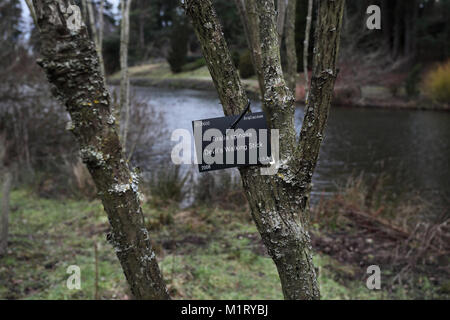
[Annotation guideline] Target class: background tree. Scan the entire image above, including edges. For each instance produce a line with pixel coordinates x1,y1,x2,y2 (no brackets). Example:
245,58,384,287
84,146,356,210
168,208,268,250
84,0,105,76
0,0,21,256
276,0,287,44
303,0,313,100
284,0,298,94
234,0,264,96
120,0,132,152
185,0,345,299
0,134,13,256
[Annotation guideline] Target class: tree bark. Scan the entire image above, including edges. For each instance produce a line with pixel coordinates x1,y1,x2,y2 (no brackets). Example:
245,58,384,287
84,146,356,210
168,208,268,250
120,0,132,153
185,0,345,300
32,0,169,300
303,0,313,102
284,0,297,94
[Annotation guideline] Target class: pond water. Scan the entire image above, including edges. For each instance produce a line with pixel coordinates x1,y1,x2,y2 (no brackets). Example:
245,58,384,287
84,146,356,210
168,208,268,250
130,86,450,209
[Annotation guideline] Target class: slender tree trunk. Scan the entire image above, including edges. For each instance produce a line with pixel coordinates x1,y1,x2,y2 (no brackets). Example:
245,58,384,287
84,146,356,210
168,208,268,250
25,0,39,27
98,0,105,73
139,14,145,52
393,0,403,59
381,0,391,51
410,0,418,58
86,0,105,77
404,0,417,59
234,0,265,97
185,0,345,300
0,171,12,256
284,0,297,94
32,0,169,300
234,0,251,48
82,0,88,23
86,1,98,51
276,0,288,45
0,131,12,257
303,0,313,102
120,0,132,153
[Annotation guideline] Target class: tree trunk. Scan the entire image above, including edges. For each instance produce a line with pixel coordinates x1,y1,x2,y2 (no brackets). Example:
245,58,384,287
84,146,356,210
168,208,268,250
404,0,417,59
0,170,12,256
185,0,345,300
120,0,132,153
25,0,39,27
276,0,288,45
284,0,297,94
32,0,169,300
98,0,104,72
410,0,418,58
82,0,88,23
234,0,265,97
86,0,105,77
393,0,403,59
303,0,313,102
381,0,392,51
0,131,12,256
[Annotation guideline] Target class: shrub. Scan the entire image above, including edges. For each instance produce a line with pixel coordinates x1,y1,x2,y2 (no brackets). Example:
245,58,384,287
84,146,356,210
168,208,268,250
423,60,450,103
231,50,240,69
146,165,191,206
194,170,247,210
239,50,255,79
181,57,206,72
405,64,422,98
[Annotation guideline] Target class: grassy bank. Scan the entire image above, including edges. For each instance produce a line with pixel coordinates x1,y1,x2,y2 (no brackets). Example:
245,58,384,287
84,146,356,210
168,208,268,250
108,61,260,96
1,180,447,299
108,61,449,111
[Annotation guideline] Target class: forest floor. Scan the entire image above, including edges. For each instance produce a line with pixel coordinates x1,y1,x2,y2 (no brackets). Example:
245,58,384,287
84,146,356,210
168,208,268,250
1,180,448,300
108,61,449,111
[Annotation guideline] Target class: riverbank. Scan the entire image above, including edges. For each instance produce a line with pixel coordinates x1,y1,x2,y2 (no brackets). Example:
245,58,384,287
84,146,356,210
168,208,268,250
1,174,447,299
109,62,449,111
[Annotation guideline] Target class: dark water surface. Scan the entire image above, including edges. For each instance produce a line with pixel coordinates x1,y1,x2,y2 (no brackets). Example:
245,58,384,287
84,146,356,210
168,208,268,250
131,86,450,209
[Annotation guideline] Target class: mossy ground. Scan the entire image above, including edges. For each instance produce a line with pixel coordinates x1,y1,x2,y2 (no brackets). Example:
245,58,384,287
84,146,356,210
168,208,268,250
0,189,441,300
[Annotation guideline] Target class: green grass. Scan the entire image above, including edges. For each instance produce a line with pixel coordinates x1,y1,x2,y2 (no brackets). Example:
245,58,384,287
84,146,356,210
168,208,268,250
0,189,432,300
110,62,212,81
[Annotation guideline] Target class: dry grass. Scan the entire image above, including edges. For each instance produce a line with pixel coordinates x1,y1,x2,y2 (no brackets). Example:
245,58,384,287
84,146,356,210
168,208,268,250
312,174,450,289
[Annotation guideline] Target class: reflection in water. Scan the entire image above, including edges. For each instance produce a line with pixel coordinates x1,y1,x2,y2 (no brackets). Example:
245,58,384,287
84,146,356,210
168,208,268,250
127,86,450,209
